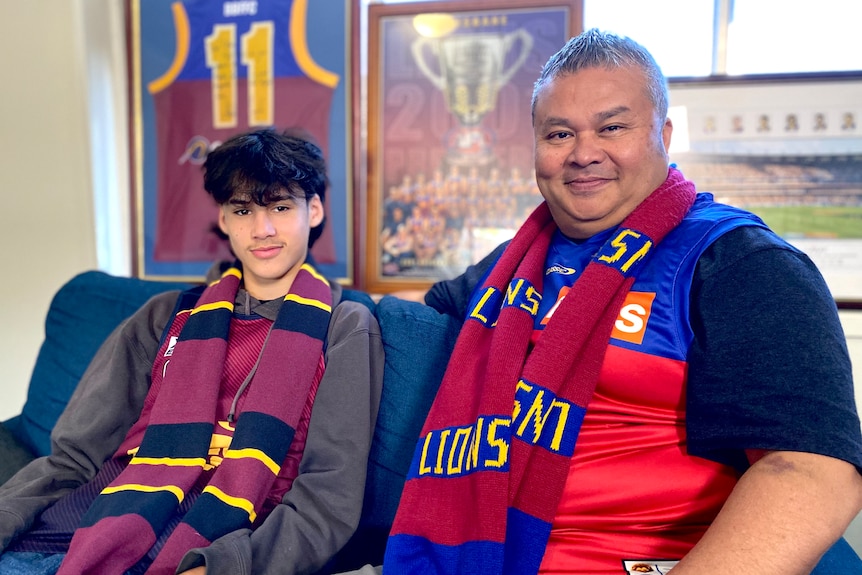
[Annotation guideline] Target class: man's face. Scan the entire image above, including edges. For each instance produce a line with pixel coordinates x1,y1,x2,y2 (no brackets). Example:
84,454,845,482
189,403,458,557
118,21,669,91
218,189,323,300
532,66,672,239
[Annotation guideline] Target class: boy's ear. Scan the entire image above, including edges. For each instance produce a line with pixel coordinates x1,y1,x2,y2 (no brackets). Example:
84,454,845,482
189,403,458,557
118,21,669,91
218,206,229,235
308,194,324,228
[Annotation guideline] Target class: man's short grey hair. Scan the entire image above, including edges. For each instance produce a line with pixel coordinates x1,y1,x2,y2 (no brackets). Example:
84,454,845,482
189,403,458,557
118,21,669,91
531,28,669,122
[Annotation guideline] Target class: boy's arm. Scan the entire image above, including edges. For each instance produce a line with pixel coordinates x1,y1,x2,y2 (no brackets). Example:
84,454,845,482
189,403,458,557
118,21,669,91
178,300,385,575
0,291,178,551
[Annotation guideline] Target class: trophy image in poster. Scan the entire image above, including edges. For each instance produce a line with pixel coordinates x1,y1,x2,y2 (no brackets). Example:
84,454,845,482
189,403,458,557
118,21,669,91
411,15,533,168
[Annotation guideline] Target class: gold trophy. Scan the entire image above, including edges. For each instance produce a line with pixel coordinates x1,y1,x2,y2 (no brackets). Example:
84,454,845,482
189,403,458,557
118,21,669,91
412,21,532,168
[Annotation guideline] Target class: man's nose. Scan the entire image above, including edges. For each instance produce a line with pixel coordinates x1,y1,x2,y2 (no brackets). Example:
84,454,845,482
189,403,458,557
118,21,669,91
566,133,605,166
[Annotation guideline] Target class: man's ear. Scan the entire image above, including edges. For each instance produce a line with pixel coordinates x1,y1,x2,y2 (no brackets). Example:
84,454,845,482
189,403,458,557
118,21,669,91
308,194,324,228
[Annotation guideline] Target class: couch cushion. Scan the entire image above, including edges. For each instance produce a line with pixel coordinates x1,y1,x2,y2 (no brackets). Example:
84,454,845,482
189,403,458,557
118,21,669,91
5,271,191,457
330,296,461,570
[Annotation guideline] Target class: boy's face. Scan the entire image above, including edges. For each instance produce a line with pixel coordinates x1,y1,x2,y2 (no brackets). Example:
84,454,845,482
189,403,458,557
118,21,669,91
218,188,323,300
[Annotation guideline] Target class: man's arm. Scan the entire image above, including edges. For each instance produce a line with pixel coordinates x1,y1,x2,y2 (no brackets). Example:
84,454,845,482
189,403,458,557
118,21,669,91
672,450,862,574
177,300,385,575
0,291,178,551
684,226,862,573
423,240,509,318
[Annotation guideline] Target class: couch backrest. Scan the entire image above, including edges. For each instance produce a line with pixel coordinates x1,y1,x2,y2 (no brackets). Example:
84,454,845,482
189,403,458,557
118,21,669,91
5,271,192,457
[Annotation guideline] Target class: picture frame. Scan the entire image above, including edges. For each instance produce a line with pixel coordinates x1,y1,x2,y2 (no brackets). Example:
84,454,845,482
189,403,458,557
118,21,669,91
127,0,355,283
363,0,583,294
667,72,862,308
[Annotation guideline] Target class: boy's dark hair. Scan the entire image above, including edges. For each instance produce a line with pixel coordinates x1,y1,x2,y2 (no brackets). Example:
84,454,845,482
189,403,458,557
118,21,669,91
203,127,328,248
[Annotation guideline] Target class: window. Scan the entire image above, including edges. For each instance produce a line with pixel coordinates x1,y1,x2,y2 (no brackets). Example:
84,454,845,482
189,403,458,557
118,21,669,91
365,0,862,78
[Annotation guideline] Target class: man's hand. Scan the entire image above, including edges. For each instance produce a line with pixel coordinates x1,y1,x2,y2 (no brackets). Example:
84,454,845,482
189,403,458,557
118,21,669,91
177,567,206,575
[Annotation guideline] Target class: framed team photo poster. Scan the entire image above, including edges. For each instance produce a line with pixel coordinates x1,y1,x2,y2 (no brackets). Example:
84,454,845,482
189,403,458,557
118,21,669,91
667,72,862,307
128,0,355,283
364,0,583,294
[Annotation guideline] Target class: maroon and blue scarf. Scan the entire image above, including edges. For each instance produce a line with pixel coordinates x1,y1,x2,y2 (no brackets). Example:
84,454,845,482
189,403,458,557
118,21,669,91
57,262,332,575
384,168,697,574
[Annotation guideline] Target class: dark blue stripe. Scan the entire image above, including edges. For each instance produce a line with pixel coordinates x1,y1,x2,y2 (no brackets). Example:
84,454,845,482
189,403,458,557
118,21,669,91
231,411,296,465
178,306,232,341
181,491,252,541
503,507,552,575
136,423,213,459
78,490,178,529
383,534,503,575
273,300,329,341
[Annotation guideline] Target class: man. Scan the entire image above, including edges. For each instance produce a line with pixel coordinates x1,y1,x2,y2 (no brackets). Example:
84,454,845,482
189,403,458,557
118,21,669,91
0,128,384,574
378,29,862,574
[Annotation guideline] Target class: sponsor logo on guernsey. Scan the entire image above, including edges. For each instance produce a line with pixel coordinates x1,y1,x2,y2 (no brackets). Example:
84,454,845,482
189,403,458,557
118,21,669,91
610,291,656,345
622,559,679,574
545,263,576,276
178,136,221,165
541,289,655,343
164,336,179,357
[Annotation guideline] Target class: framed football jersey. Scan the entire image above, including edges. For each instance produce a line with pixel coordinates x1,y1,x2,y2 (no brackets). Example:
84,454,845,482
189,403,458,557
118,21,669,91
128,0,355,283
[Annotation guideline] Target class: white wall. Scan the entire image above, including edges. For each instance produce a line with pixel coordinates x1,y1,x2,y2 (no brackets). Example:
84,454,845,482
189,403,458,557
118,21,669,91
0,1,99,421
0,0,861,557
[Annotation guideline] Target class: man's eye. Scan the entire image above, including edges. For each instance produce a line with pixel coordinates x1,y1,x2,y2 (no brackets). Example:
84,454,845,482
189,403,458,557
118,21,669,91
549,131,570,140
603,125,622,133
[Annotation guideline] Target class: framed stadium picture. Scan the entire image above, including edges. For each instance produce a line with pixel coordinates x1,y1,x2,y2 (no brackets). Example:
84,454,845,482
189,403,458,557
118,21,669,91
127,0,355,283
667,72,862,307
363,0,583,294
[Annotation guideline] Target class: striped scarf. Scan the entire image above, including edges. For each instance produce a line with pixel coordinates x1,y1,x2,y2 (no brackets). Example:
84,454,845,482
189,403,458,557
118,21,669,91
384,168,696,574
58,262,332,575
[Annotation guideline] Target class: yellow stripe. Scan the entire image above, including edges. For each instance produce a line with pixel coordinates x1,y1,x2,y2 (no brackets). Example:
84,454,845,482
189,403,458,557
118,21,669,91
224,448,280,475
129,456,207,468
191,300,235,315
222,267,242,280
101,483,185,503
147,2,190,94
284,294,331,313
301,263,328,285
290,0,339,89
203,485,257,523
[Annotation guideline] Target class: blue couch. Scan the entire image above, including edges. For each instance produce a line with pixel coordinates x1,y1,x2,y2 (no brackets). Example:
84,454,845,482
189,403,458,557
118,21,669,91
0,270,460,572
3,271,860,572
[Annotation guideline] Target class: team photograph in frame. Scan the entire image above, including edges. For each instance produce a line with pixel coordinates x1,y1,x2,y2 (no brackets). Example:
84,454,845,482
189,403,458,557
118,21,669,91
364,0,583,293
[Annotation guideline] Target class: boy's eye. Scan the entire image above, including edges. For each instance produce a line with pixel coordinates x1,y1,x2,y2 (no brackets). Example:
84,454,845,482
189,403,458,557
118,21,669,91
234,208,250,216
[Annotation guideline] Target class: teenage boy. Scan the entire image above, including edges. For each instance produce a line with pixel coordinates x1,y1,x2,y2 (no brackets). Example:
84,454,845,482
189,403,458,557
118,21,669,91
0,128,383,575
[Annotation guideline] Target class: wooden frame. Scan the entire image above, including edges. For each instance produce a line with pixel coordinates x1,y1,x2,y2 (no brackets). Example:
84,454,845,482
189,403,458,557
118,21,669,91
363,0,582,294
667,72,862,307
128,0,355,283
